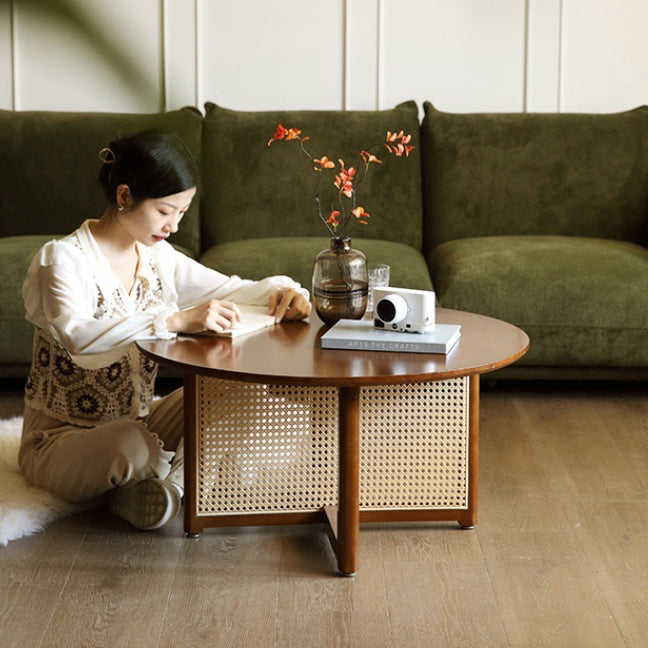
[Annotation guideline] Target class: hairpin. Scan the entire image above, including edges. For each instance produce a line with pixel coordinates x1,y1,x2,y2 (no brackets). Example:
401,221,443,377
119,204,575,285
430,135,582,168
98,147,116,164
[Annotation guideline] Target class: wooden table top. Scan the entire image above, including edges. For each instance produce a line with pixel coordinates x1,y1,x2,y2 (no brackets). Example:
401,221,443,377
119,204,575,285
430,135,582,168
136,308,529,387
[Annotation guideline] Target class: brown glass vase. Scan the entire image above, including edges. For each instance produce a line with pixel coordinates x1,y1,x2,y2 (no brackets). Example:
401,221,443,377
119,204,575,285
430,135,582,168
312,238,368,325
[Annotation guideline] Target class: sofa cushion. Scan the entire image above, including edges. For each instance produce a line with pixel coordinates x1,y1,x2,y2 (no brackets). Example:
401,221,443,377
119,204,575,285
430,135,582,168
429,235,648,367
201,101,422,251
421,103,648,253
0,107,203,257
199,237,433,295
0,235,57,366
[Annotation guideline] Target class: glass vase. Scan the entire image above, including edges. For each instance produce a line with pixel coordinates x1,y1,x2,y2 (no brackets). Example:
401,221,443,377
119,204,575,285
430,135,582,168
312,238,368,325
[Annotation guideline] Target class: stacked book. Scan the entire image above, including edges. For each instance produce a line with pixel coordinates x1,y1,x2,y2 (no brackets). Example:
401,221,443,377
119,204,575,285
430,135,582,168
321,319,461,354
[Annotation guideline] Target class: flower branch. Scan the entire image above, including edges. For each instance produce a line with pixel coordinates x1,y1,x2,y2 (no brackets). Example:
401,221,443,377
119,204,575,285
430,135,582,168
267,125,414,240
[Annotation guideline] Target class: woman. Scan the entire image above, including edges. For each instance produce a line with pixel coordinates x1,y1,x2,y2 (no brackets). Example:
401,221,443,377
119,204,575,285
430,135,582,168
19,130,310,530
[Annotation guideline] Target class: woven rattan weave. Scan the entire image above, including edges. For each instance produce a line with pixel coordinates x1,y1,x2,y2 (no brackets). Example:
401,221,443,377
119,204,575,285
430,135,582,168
195,376,469,517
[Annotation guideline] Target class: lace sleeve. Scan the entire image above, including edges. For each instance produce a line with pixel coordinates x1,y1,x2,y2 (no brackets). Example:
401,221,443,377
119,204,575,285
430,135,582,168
152,303,179,339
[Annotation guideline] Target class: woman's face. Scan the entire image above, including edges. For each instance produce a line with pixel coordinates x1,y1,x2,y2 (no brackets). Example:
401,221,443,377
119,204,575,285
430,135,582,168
116,186,197,246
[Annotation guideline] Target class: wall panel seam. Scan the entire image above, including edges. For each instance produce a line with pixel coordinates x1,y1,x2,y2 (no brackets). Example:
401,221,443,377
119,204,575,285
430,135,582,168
558,0,564,112
376,0,381,110
195,0,201,109
10,0,16,110
523,0,529,112
342,0,347,110
160,0,167,112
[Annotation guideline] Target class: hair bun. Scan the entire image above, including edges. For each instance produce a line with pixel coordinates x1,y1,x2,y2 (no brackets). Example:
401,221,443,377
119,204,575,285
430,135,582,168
97,130,198,205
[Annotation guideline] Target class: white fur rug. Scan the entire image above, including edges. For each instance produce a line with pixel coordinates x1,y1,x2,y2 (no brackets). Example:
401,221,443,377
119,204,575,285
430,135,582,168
0,416,79,546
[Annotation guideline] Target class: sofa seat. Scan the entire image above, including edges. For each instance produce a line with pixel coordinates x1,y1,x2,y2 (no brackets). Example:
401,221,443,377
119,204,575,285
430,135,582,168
429,235,648,369
0,235,59,374
200,236,434,294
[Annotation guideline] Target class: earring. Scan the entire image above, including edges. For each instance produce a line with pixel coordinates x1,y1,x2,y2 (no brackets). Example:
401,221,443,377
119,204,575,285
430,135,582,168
117,205,124,212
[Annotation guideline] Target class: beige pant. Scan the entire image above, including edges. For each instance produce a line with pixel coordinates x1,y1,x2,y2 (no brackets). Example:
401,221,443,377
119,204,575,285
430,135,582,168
19,388,184,504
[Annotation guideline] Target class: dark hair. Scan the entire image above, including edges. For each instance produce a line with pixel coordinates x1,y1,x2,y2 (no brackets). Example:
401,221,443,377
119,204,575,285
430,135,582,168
98,130,199,205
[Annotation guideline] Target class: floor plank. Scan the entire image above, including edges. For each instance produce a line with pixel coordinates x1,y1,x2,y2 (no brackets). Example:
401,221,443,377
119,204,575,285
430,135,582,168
41,516,183,648
479,390,573,532
3,380,648,647
570,500,648,648
159,525,282,648
513,387,645,501
275,526,392,648
586,387,648,493
0,518,87,648
487,560,625,648
384,560,509,648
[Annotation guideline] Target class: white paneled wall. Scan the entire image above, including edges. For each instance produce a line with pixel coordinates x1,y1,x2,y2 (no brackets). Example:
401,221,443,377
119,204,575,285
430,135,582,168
561,0,648,112
164,0,197,110
0,0,647,114
11,0,164,112
345,0,379,110
526,0,561,112
197,0,345,110
379,0,527,112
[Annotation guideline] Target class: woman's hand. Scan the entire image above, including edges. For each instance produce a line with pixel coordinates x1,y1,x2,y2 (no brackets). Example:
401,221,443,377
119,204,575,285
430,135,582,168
268,289,311,322
166,300,242,333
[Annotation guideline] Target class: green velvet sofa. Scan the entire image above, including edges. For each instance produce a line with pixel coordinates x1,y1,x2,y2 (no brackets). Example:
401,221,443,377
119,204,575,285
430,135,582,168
2,100,647,380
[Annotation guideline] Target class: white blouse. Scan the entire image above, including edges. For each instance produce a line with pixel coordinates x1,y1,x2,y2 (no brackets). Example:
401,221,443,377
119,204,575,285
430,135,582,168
23,220,308,425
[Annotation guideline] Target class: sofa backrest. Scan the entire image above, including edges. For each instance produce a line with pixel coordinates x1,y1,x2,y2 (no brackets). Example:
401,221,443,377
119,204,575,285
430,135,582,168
0,107,203,257
200,101,423,251
421,102,648,254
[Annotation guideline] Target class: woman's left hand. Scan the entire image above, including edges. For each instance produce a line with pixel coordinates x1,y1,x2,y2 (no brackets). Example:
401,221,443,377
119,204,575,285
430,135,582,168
268,289,312,322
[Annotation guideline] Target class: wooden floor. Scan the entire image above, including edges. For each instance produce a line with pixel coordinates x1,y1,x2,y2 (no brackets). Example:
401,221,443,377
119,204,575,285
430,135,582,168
2,378,648,648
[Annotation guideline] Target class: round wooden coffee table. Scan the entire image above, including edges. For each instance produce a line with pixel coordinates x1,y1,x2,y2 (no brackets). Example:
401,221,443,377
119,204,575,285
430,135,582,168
137,308,528,575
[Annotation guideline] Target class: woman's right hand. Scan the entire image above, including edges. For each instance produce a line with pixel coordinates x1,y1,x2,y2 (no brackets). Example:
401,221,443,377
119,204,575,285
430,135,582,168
166,300,242,334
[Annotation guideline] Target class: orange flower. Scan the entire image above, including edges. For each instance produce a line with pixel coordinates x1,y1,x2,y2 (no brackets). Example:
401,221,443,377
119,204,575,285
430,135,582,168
338,159,356,174
384,131,415,156
334,174,354,198
326,210,341,227
267,124,289,147
334,160,355,197
352,206,370,225
314,156,335,169
267,125,306,147
360,150,382,166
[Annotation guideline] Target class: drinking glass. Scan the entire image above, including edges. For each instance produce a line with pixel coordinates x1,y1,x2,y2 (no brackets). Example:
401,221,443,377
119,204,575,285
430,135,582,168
366,263,390,314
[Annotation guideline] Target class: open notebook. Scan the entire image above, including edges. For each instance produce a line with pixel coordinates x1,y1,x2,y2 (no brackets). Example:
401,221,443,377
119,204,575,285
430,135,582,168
189,305,276,339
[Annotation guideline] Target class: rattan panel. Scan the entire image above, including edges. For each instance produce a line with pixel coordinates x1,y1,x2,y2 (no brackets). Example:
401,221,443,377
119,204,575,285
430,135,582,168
195,376,469,516
359,378,469,509
196,379,339,515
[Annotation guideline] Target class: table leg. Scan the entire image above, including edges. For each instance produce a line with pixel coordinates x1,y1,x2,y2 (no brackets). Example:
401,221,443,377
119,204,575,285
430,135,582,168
183,372,203,538
460,374,480,529
334,385,361,576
